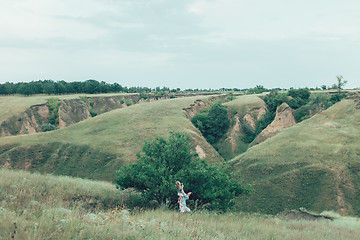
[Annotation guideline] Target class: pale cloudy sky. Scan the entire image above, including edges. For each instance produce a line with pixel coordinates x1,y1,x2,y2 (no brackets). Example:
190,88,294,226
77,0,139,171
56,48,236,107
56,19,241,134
0,0,359,89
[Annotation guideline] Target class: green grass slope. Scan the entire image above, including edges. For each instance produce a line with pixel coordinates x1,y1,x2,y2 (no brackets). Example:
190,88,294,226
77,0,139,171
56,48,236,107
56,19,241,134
0,95,222,181
1,169,360,240
224,94,266,116
230,99,360,216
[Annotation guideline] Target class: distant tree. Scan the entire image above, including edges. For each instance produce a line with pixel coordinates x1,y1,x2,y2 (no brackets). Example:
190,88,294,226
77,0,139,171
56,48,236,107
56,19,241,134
55,80,67,94
43,81,56,95
248,85,268,94
336,75,347,93
226,91,235,101
84,79,101,94
321,85,327,90
287,88,311,109
17,83,35,96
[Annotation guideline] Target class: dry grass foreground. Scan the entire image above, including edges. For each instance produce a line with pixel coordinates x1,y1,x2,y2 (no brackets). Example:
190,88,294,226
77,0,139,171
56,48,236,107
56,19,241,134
1,169,360,240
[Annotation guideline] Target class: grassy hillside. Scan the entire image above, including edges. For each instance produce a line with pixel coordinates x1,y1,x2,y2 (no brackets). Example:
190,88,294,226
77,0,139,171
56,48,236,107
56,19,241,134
224,94,266,116
0,95,222,181
230,98,360,216
1,169,360,240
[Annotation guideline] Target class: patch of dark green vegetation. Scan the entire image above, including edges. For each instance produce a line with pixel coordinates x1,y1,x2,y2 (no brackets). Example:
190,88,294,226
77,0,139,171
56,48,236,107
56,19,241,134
125,99,132,106
89,109,97,117
191,93,235,145
41,123,58,132
191,102,230,144
138,92,149,101
47,97,60,125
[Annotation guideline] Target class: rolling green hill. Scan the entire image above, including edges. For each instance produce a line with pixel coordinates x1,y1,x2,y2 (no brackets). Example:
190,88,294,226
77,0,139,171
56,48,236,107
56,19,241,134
230,98,360,216
0,94,223,181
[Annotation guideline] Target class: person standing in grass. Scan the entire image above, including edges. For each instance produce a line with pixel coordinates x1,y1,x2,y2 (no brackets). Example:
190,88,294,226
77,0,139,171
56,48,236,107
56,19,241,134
176,181,192,213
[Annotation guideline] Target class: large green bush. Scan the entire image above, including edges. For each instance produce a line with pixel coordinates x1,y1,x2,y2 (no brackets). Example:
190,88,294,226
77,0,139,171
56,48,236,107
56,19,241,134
116,132,246,211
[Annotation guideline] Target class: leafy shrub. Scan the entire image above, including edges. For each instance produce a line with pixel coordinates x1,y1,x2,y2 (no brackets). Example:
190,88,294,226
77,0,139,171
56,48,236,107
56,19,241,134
47,98,60,125
254,111,275,135
120,99,124,104
191,103,230,144
330,93,347,104
288,88,310,101
169,94,176,99
125,100,132,106
310,93,333,109
89,109,97,117
138,92,149,101
293,93,337,123
226,91,235,101
191,113,208,134
263,90,288,112
116,132,247,211
41,123,58,132
293,106,311,122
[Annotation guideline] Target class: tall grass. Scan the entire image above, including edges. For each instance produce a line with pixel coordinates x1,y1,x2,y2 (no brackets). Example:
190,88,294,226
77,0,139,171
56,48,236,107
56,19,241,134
1,169,360,240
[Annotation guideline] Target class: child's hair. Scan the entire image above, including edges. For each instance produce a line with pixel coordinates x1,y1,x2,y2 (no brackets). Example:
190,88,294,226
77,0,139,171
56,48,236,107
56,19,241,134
176,181,181,191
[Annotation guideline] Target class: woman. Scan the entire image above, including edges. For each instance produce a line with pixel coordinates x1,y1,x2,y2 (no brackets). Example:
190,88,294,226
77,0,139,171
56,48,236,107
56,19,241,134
176,181,191,213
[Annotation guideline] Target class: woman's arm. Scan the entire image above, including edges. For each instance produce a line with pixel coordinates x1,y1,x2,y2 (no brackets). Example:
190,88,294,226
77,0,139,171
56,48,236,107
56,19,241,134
181,184,185,195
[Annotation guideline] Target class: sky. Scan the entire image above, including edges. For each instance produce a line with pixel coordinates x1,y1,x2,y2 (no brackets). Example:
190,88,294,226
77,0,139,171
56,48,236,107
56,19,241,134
0,0,359,89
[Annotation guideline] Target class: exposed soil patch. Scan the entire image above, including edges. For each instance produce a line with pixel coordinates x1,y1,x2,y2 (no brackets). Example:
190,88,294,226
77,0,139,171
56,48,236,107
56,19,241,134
252,102,296,145
277,209,334,221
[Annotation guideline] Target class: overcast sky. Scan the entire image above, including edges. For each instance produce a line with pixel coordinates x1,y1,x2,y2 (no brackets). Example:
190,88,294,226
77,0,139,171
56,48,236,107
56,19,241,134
1,0,359,89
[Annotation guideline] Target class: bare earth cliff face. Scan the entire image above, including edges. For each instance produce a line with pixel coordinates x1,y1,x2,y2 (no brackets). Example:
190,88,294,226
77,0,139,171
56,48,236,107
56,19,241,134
226,107,267,154
0,104,50,136
0,94,165,137
252,102,296,146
